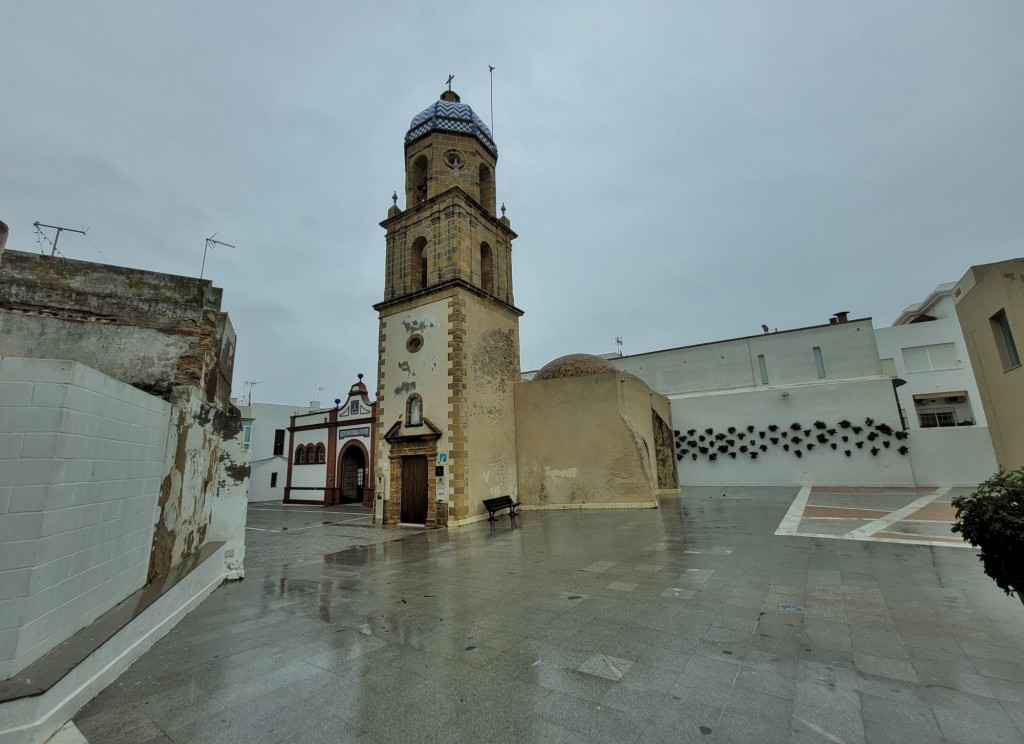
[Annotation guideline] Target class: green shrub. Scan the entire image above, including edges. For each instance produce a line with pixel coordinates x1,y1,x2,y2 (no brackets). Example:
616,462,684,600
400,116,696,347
952,467,1024,606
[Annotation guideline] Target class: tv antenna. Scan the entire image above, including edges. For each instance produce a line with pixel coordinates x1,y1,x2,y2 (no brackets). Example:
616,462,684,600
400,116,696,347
317,385,326,406
615,336,623,357
201,233,236,278
33,221,87,257
243,379,262,406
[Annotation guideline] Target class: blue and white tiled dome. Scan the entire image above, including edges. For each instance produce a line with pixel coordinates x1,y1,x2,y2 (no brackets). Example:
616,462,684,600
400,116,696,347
405,92,497,158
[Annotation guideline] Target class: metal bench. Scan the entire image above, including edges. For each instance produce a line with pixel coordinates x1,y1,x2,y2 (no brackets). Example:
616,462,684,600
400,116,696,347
482,495,520,521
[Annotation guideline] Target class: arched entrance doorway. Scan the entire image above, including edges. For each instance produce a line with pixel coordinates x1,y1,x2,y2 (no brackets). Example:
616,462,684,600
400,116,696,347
338,443,367,504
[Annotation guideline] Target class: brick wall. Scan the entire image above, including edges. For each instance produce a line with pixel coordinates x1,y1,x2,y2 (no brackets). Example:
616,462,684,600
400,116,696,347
0,358,170,679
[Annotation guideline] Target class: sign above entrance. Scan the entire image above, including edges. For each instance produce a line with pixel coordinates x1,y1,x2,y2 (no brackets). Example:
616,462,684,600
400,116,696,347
437,452,449,464
339,426,370,440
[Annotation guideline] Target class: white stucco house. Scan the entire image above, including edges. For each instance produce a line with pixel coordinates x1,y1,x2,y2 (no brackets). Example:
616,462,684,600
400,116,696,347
874,282,997,483
234,401,310,502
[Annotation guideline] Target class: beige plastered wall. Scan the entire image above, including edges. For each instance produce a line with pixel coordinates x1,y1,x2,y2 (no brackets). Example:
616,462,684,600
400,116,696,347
454,293,520,525
514,373,662,510
955,260,1024,470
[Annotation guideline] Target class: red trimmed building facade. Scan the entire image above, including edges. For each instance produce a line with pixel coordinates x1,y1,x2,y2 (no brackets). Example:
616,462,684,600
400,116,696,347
283,375,376,506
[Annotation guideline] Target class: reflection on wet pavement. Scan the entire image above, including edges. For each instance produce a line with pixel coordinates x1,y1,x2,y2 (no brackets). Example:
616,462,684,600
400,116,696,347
74,488,1024,743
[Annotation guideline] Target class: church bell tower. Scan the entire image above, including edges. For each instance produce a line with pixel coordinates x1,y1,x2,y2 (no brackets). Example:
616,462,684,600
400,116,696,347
373,87,522,527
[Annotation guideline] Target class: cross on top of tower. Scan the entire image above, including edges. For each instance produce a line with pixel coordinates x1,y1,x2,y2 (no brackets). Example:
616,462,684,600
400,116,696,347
446,74,454,91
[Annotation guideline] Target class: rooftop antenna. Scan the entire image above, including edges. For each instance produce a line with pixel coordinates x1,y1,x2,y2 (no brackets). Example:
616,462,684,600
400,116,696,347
761,324,770,334
615,336,623,357
317,385,326,406
244,379,262,406
201,233,236,279
445,73,454,91
33,221,87,257
488,65,495,136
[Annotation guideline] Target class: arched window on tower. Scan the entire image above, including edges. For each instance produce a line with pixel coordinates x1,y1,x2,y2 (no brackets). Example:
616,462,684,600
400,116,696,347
306,444,316,463
480,242,494,294
410,237,428,290
406,394,423,427
315,444,325,463
412,155,429,204
478,163,495,213
295,445,306,464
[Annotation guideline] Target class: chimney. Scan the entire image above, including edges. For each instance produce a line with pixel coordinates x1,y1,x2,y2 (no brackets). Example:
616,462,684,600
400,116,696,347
833,311,850,324
0,220,8,253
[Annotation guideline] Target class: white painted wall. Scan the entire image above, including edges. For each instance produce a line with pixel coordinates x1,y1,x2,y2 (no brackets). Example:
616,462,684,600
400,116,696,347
235,402,302,502
907,427,998,485
876,293,988,428
0,358,170,679
671,378,914,486
290,423,328,489
378,298,452,505
612,320,882,394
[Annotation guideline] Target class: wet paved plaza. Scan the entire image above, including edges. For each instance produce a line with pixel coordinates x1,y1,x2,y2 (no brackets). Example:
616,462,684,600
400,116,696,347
74,488,1024,743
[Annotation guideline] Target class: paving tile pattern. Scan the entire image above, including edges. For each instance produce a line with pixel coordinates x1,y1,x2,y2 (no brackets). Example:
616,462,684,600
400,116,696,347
74,488,1024,743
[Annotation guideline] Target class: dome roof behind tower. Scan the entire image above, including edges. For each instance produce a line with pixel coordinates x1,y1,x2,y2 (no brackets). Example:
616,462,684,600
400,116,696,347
533,353,618,381
405,90,497,158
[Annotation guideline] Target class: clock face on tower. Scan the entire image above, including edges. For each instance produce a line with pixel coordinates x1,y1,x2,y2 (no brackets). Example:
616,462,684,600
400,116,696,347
443,149,464,172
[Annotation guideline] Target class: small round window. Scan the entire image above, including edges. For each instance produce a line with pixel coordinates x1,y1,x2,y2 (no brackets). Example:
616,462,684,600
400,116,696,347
406,334,424,353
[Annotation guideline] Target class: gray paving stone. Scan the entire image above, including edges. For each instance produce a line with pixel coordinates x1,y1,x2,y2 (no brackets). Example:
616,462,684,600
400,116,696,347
70,493,1024,743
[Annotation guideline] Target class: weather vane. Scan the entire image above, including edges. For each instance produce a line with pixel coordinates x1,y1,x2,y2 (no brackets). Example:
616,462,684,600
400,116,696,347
446,74,454,91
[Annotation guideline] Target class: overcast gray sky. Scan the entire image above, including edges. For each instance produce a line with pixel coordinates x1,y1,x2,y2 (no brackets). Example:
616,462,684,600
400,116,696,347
3,2,1023,406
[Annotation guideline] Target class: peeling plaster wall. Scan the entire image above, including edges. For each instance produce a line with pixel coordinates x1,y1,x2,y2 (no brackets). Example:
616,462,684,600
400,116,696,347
514,373,660,508
150,386,248,581
0,251,247,582
0,251,235,408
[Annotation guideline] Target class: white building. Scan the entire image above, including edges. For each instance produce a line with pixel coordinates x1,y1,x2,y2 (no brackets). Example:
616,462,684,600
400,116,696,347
609,314,919,486
875,282,997,483
284,376,376,507
234,401,306,503
876,283,987,428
